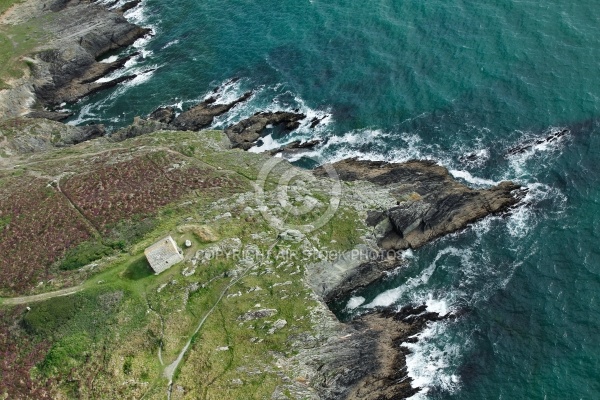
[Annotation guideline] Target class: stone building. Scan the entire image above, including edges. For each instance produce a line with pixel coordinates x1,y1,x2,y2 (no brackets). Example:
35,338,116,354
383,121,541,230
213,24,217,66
144,236,184,274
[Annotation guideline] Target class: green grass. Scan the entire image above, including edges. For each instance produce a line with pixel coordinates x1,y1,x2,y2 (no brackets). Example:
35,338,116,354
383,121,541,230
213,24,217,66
104,217,158,249
0,128,373,399
38,331,92,376
0,214,10,231
0,0,22,16
58,240,113,271
0,6,46,87
21,294,82,337
5,199,361,397
122,256,154,280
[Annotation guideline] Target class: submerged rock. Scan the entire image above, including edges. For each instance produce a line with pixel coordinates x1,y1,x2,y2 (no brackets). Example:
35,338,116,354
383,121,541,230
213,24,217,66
507,128,569,156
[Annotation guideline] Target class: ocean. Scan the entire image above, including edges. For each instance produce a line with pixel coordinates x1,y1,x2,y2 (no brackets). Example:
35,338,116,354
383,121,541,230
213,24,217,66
70,1,600,398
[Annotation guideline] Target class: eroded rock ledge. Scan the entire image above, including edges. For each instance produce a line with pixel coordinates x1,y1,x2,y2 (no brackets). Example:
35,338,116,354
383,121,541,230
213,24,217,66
224,111,306,150
316,158,525,251
113,92,310,151
32,2,150,106
282,303,457,400
304,158,525,399
316,158,525,306
170,92,254,131
0,0,150,115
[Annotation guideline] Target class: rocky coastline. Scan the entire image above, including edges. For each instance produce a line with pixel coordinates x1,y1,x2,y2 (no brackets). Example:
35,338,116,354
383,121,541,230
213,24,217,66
0,1,527,399
0,0,151,116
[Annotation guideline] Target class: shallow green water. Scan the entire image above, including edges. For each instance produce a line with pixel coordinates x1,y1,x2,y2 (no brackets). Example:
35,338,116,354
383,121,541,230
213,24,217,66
73,1,600,398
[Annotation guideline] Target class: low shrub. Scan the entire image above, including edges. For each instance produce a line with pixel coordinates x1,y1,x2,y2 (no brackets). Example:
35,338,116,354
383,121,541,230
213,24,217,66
59,241,112,271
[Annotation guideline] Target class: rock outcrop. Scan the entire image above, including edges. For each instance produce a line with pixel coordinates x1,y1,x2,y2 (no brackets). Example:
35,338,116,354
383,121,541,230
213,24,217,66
25,110,73,122
224,111,306,150
171,92,253,131
118,0,142,13
148,106,176,124
507,128,569,156
323,257,405,306
269,139,321,156
0,118,105,154
284,303,453,400
31,3,150,106
315,158,524,251
110,116,168,142
0,1,150,115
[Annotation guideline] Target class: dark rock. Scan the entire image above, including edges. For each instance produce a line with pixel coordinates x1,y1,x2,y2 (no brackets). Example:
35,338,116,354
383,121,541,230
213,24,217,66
309,115,328,128
25,110,73,122
458,151,485,166
315,159,525,251
302,306,450,400
103,0,122,8
460,153,479,162
66,124,106,145
365,210,386,227
213,77,240,93
79,52,139,84
31,3,151,106
148,106,175,124
46,73,137,105
224,111,306,150
507,128,569,156
339,306,455,400
268,139,321,156
387,201,433,238
118,0,141,13
47,0,82,12
324,258,405,307
170,91,253,131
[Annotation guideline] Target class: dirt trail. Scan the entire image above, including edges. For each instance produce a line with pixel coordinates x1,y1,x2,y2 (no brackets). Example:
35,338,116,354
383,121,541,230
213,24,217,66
1,284,84,306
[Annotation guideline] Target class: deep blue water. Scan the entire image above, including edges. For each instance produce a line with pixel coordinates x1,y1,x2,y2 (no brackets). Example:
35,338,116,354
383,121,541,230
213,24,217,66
71,1,600,398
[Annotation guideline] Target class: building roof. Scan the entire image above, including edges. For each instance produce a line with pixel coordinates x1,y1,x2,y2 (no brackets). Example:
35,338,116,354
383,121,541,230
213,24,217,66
144,236,183,274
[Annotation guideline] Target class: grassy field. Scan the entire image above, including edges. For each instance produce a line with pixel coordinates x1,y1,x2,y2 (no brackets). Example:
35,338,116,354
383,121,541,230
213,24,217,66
0,129,368,399
0,176,94,295
0,1,46,88
0,130,248,296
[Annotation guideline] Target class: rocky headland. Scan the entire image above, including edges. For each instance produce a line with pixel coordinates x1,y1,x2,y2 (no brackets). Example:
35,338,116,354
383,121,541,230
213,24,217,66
0,0,150,116
0,1,526,399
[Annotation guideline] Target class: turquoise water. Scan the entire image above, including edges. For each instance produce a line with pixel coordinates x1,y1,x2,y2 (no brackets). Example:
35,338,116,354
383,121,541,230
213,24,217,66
73,1,600,398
